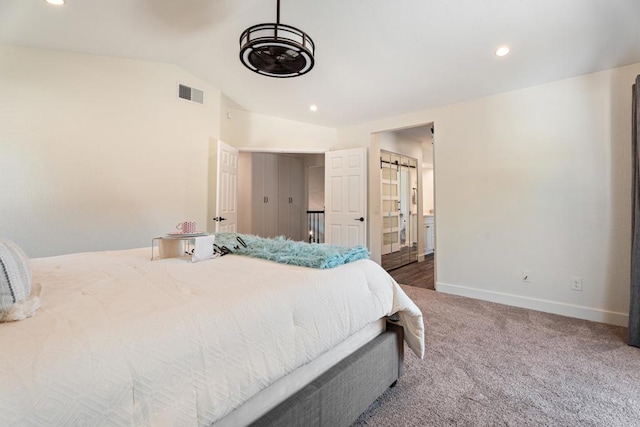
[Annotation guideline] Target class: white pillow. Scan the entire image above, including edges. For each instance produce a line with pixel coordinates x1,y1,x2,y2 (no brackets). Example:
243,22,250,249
0,239,40,322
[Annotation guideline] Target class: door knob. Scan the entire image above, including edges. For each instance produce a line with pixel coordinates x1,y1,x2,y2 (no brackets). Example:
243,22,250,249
354,217,364,222
213,217,227,222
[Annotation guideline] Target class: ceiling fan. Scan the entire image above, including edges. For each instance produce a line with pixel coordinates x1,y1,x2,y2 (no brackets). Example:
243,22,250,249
239,0,315,78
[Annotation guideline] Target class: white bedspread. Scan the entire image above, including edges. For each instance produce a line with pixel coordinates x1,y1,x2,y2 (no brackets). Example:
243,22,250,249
0,248,424,426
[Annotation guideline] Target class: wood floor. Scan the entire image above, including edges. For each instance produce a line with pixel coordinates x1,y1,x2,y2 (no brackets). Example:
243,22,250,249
385,253,434,290
381,246,418,271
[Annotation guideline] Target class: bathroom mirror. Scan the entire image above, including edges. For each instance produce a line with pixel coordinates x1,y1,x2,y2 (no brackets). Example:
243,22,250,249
381,150,418,270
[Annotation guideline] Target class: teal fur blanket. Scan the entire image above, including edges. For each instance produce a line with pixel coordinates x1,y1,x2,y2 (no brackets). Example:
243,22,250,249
214,233,369,269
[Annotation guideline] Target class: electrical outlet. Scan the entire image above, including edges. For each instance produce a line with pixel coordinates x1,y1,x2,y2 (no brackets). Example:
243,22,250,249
521,271,531,283
571,276,583,291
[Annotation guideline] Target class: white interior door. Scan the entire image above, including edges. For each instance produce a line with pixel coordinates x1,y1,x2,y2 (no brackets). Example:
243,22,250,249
324,147,367,247
214,140,238,233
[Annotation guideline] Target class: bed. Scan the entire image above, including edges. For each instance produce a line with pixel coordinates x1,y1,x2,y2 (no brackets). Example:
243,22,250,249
0,244,424,426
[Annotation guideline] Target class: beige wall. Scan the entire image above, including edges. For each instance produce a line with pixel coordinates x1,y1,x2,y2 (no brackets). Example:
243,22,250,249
0,46,221,257
337,62,640,326
305,154,325,211
221,106,337,152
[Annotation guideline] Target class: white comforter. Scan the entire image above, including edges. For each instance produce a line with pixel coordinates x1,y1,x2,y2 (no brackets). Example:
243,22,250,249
0,248,424,426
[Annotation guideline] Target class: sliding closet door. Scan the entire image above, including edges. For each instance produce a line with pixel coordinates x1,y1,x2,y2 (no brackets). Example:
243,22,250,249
251,153,279,238
278,155,304,241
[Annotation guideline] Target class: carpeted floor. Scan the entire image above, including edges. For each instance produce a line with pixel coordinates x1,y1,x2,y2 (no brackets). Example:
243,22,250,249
353,286,640,426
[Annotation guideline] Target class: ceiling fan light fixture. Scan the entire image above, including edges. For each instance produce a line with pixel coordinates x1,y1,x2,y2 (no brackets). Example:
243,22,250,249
239,0,315,78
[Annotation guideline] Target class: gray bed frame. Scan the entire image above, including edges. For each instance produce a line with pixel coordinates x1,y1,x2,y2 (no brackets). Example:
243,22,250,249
249,322,405,427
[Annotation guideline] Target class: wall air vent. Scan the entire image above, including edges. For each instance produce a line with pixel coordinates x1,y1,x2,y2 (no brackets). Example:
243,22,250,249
178,84,204,104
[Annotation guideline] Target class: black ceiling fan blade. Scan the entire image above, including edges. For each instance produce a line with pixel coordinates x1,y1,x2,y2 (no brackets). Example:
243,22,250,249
250,50,277,67
268,45,280,58
261,62,281,73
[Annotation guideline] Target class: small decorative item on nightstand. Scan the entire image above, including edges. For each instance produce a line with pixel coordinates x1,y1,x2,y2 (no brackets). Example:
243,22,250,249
151,231,210,261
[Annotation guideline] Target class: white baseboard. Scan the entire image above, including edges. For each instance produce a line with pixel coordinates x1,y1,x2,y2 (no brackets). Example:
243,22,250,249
435,282,629,327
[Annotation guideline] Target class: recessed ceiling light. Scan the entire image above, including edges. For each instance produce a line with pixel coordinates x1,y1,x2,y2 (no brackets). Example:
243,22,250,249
495,46,510,57
310,105,318,112
45,0,66,5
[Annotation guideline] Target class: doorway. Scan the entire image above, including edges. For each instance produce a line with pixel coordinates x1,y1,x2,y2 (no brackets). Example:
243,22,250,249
236,151,324,242
235,148,368,248
376,124,435,290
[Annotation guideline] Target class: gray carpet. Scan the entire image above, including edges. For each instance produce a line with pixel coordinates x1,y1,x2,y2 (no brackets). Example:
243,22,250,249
353,286,640,426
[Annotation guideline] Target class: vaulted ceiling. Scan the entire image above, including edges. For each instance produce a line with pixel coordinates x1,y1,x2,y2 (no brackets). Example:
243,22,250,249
2,0,639,127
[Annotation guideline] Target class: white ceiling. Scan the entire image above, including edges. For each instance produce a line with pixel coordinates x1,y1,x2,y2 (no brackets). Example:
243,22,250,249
2,0,640,128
